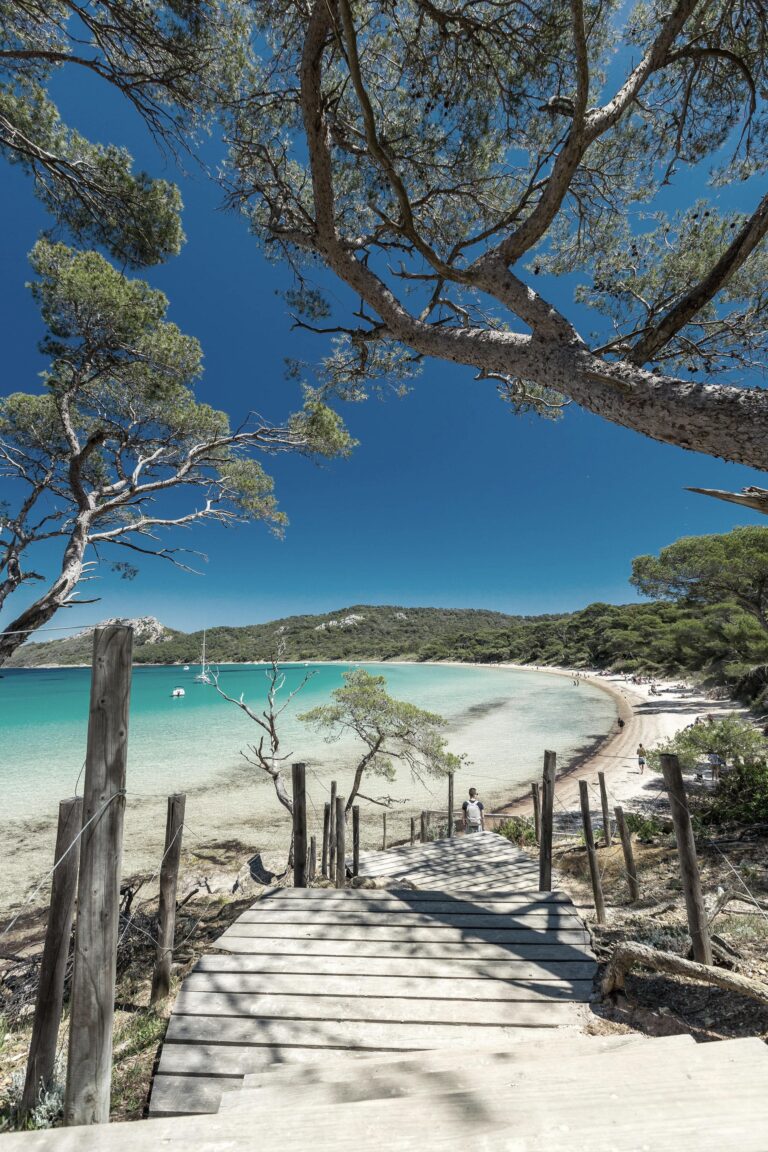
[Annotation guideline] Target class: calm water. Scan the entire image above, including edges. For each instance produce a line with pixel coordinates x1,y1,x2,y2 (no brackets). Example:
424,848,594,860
0,662,616,823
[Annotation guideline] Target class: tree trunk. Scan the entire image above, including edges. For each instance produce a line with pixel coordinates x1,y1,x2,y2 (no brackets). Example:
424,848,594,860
602,941,768,1006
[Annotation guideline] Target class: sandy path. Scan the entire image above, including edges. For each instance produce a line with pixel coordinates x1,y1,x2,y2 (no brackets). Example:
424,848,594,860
495,666,740,819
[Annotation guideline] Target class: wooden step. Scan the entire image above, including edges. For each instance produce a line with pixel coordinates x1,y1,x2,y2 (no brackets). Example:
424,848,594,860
7,1039,768,1151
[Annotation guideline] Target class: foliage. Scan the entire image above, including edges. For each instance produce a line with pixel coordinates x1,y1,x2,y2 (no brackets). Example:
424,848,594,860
622,811,668,841
0,1054,64,1132
213,0,768,468
299,669,462,810
632,528,768,633
497,816,537,848
706,760,768,826
0,0,249,265
650,716,767,774
0,242,352,665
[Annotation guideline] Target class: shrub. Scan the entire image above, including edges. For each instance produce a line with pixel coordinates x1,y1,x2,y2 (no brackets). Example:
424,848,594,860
623,811,667,841
497,817,537,847
704,760,768,826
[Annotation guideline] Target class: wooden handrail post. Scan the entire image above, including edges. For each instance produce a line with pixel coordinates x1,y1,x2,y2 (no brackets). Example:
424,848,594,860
538,750,556,891
65,625,132,1126
292,763,308,888
382,811,387,851
420,810,427,843
447,772,455,839
598,771,612,846
329,780,337,879
335,796,346,889
321,802,331,878
352,806,360,876
22,796,83,1116
308,835,317,882
531,782,541,845
614,806,639,902
410,816,416,846
579,780,606,925
660,753,712,964
150,792,186,1005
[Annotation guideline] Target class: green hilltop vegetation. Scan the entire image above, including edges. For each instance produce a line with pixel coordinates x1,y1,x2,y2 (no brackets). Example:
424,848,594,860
8,599,768,705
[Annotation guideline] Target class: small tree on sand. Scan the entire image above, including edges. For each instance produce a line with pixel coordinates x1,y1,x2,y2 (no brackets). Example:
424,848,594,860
299,669,463,814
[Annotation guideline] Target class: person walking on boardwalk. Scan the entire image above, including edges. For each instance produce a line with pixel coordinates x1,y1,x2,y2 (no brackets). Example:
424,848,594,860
637,744,647,775
462,788,484,833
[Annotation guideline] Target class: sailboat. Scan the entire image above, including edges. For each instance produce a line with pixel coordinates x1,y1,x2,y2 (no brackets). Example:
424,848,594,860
194,630,211,684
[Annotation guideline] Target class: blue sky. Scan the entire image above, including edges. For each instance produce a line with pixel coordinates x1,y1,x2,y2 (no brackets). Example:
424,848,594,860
1,63,765,637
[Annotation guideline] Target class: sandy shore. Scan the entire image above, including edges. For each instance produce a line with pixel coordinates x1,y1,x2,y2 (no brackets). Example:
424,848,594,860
491,665,741,819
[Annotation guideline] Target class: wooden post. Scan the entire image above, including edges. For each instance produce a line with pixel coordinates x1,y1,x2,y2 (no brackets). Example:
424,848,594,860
579,780,606,925
614,806,640,903
292,763,308,888
538,750,556,892
426,811,432,840
321,802,331,879
65,625,132,1127
420,810,427,843
329,780,337,879
308,835,317,882
352,805,360,876
150,793,186,1006
382,811,387,851
410,816,416,846
22,796,83,1116
531,782,541,845
447,772,455,839
660,753,712,964
335,796,346,889
598,771,612,847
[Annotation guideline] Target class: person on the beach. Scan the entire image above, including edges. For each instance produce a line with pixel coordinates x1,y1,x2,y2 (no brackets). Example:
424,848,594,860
462,788,484,834
637,744,647,774
617,717,625,729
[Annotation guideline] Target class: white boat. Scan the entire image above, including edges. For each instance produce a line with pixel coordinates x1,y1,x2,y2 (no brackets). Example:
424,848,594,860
195,630,211,684
171,686,185,698
183,665,190,671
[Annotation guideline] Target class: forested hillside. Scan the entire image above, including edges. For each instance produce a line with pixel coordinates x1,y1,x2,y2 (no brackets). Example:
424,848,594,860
8,600,768,693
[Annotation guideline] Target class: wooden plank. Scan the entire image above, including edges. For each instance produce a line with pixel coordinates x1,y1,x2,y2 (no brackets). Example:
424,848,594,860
149,1074,240,1117
181,972,595,1002
165,1010,583,1049
215,936,594,961
10,1053,768,1152
193,954,597,980
172,990,589,1024
252,887,571,904
156,1043,421,1078
233,910,584,928
218,923,589,944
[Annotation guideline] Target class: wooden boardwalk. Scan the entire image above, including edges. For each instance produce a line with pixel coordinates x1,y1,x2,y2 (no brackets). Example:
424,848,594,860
149,834,596,1117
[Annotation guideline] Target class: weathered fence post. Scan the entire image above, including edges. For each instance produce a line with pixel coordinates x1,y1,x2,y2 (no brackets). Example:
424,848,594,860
382,811,387,851
410,816,416,846
22,796,83,1116
447,772,455,839
65,625,132,1127
531,782,541,845
292,763,308,889
426,811,432,840
335,796,346,889
538,750,556,892
321,802,331,879
660,753,712,964
420,809,427,843
150,792,186,1006
579,780,606,925
308,835,317,882
598,771,612,847
329,780,337,879
352,806,360,876
614,806,640,902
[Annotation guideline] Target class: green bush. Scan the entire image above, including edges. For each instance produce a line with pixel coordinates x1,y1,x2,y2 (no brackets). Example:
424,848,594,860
623,811,667,840
705,760,768,826
497,817,537,847
649,716,766,774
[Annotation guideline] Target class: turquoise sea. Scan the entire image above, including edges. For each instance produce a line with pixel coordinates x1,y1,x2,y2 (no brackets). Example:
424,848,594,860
0,662,616,907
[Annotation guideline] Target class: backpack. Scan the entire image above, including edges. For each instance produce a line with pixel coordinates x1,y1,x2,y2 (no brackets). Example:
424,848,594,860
465,799,482,826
